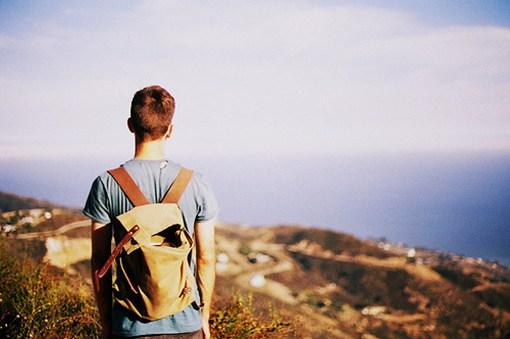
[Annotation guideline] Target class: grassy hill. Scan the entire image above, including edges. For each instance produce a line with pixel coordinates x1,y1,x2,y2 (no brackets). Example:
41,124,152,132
217,223,510,338
271,225,390,258
0,191,62,212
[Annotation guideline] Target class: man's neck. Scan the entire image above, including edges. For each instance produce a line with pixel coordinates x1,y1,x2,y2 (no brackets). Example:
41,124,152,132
133,137,166,160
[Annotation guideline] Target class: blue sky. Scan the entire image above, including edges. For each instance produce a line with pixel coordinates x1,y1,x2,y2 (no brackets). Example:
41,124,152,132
1,0,509,159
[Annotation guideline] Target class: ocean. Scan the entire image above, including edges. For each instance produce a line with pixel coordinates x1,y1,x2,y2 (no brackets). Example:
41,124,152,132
1,151,509,265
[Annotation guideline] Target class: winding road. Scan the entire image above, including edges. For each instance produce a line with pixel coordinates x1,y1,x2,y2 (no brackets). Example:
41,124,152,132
15,219,90,239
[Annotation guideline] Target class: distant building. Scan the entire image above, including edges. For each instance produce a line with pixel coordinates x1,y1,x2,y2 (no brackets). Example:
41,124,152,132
255,253,271,263
29,209,44,218
361,305,386,316
247,252,271,264
1,224,17,236
19,216,34,225
407,248,416,263
249,274,266,288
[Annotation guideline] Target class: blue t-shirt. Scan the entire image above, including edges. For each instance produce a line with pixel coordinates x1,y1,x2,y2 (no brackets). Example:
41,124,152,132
82,158,219,337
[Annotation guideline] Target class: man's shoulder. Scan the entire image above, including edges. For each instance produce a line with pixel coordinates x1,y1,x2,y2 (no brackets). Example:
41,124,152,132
93,169,117,188
187,170,214,192
88,164,131,195
92,159,215,198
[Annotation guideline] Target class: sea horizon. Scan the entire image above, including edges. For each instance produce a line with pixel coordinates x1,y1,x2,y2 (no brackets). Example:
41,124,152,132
1,150,509,266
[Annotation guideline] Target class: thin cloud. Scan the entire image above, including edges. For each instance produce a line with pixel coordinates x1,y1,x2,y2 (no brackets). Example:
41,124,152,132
1,1,509,158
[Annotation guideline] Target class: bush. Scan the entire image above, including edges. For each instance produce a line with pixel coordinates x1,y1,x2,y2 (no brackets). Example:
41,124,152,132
210,293,294,338
238,243,252,256
0,239,100,339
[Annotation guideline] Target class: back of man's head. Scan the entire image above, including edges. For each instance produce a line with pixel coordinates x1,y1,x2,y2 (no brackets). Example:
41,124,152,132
130,85,175,141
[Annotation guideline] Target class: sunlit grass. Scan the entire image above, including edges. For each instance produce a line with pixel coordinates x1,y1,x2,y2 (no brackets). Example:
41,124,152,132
211,293,294,338
0,238,294,338
0,239,100,338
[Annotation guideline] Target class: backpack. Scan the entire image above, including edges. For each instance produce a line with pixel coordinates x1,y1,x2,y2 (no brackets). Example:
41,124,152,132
94,165,201,320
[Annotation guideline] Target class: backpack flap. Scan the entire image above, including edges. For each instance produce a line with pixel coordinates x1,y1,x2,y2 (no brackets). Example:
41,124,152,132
116,204,191,248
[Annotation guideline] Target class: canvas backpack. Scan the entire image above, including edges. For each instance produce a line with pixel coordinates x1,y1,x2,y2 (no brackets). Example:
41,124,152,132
94,165,201,320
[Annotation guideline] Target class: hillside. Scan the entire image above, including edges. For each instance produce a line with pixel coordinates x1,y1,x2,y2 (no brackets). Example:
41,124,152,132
216,224,510,338
1,201,509,338
0,191,62,212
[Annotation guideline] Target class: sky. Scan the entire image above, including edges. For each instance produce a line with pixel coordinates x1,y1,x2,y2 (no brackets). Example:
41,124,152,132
1,0,510,159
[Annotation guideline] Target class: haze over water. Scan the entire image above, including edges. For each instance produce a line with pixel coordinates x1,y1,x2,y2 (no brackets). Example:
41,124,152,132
1,151,509,266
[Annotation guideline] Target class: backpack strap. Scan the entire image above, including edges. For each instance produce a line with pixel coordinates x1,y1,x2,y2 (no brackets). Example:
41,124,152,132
94,224,140,287
161,168,193,204
108,166,150,206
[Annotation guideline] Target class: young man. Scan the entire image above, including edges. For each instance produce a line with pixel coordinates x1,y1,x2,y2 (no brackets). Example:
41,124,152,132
83,85,218,339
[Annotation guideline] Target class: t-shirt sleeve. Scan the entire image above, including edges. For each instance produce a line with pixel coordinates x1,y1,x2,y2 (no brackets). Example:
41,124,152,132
82,175,111,224
194,173,219,222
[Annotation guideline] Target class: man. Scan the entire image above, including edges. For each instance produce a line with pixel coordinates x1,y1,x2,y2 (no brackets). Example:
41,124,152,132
83,85,218,339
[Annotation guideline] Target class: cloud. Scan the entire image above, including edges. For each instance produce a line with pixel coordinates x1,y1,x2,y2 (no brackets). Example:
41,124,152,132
1,1,509,158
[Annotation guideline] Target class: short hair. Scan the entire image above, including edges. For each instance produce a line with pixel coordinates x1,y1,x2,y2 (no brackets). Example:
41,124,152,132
130,85,175,140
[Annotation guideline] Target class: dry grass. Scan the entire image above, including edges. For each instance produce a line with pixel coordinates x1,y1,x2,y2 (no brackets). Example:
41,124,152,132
0,237,294,338
210,293,295,338
0,238,100,338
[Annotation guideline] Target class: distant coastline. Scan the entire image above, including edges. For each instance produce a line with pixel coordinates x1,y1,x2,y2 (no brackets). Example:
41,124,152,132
1,151,509,266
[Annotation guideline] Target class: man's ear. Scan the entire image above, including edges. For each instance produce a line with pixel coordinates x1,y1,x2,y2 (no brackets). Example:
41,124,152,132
127,117,135,133
165,124,173,139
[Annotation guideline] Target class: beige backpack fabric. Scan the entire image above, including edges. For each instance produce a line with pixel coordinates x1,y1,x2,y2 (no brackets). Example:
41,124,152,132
94,166,201,321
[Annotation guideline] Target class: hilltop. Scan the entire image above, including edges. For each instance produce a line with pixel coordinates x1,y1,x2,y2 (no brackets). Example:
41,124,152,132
0,191,63,212
1,194,509,338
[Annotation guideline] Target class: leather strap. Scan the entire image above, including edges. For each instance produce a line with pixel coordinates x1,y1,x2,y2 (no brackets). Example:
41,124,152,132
108,167,150,206
161,168,193,204
94,225,140,286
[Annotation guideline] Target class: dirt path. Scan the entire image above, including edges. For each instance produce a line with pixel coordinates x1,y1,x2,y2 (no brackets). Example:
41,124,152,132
215,233,298,304
16,220,90,239
216,234,358,336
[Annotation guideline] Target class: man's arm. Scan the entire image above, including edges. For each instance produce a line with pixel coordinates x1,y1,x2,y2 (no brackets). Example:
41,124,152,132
90,221,112,338
195,218,216,338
